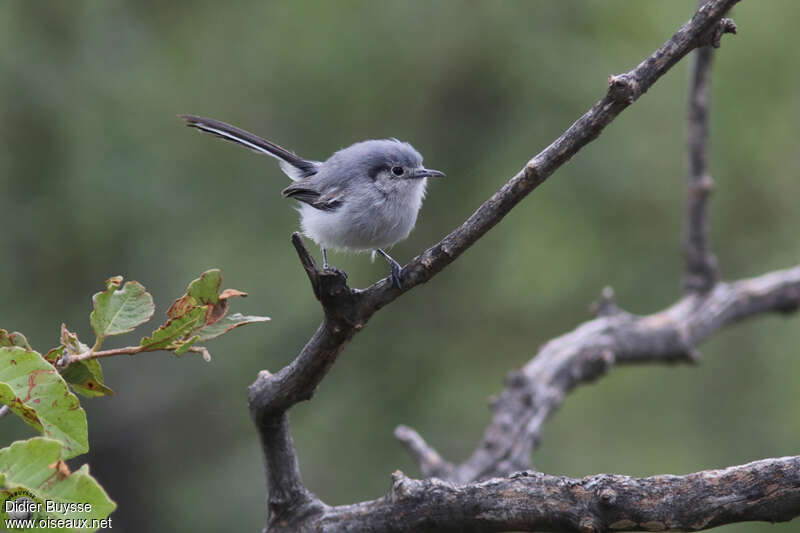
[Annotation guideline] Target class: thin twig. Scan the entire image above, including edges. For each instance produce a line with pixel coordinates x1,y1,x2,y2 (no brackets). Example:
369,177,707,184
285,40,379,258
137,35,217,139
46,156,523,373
684,2,721,292
68,346,145,363
394,425,455,479
64,344,210,365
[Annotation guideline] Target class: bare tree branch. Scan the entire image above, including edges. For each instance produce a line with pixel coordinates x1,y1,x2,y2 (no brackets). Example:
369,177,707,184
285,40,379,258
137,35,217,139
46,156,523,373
408,265,800,484
394,425,455,479
312,456,800,533
684,5,728,292
244,1,760,530
251,411,323,530
248,0,742,419
248,234,363,419
399,5,743,485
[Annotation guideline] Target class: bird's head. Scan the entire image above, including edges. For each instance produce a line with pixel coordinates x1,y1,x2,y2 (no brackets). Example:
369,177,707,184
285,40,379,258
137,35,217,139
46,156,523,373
328,139,445,191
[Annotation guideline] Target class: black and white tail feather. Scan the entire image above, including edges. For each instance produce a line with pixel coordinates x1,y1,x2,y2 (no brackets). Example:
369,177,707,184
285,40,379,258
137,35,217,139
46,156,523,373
180,115,345,213
179,114,319,182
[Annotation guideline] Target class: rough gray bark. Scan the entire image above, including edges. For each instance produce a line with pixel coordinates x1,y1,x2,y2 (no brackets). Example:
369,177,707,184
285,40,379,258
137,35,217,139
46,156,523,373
245,1,800,531
316,456,800,533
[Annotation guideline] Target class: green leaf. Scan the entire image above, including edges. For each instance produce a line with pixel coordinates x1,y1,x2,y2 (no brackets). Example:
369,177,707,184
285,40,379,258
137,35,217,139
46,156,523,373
139,307,206,351
186,269,222,305
143,270,268,358
61,359,114,398
43,346,63,365
90,277,154,340
172,335,199,356
0,347,88,459
194,313,271,342
0,438,116,532
0,329,32,351
165,269,222,320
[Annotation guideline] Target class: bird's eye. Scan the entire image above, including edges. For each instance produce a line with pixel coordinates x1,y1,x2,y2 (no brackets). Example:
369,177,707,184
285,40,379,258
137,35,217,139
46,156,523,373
391,166,404,176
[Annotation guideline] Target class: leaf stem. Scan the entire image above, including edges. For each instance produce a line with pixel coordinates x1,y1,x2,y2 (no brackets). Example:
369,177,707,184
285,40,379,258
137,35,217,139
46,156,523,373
91,336,104,353
69,345,146,364
64,343,211,366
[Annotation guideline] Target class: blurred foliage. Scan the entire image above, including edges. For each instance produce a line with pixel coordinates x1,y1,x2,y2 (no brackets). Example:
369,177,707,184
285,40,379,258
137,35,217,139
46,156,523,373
1,1,798,531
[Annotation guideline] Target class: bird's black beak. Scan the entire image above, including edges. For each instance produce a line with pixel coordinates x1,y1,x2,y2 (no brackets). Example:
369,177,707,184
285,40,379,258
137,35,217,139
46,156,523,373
412,168,446,179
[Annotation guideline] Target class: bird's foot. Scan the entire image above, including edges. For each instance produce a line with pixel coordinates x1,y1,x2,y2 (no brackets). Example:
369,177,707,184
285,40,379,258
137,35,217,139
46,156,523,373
375,248,404,289
389,261,403,289
322,264,347,280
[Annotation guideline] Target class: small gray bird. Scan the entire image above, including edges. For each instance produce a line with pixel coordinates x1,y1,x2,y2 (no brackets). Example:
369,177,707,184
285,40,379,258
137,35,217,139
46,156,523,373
179,115,444,288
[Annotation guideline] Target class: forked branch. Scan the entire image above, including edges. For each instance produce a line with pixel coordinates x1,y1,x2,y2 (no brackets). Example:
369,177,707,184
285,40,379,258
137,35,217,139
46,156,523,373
402,266,800,484
240,2,800,532
248,0,743,421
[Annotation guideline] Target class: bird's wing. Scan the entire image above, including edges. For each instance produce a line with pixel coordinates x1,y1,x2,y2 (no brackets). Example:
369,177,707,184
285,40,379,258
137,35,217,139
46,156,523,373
281,182,344,212
179,114,319,181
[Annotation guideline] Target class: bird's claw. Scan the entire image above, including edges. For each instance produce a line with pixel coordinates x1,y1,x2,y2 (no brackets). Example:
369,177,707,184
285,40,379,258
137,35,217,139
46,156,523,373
389,263,403,289
322,265,347,280
374,248,403,289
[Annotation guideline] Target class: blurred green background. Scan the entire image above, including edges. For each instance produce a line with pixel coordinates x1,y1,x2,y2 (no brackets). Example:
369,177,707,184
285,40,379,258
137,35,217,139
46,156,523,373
1,1,798,531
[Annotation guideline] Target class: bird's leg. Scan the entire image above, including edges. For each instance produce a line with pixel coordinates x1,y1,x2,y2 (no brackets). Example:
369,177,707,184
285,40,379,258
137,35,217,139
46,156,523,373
376,248,403,289
316,247,347,281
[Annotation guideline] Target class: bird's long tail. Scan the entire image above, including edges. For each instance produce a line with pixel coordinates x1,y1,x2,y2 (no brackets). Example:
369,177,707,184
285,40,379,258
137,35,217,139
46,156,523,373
179,114,318,181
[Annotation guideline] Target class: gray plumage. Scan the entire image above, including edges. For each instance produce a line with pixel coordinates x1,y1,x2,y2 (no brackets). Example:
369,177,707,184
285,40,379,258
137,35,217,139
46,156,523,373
179,115,444,287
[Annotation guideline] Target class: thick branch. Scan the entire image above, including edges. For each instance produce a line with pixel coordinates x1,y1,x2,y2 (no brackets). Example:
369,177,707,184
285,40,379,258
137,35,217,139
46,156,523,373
251,411,324,529
684,12,722,292
248,235,365,418
426,265,800,483
302,456,800,533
